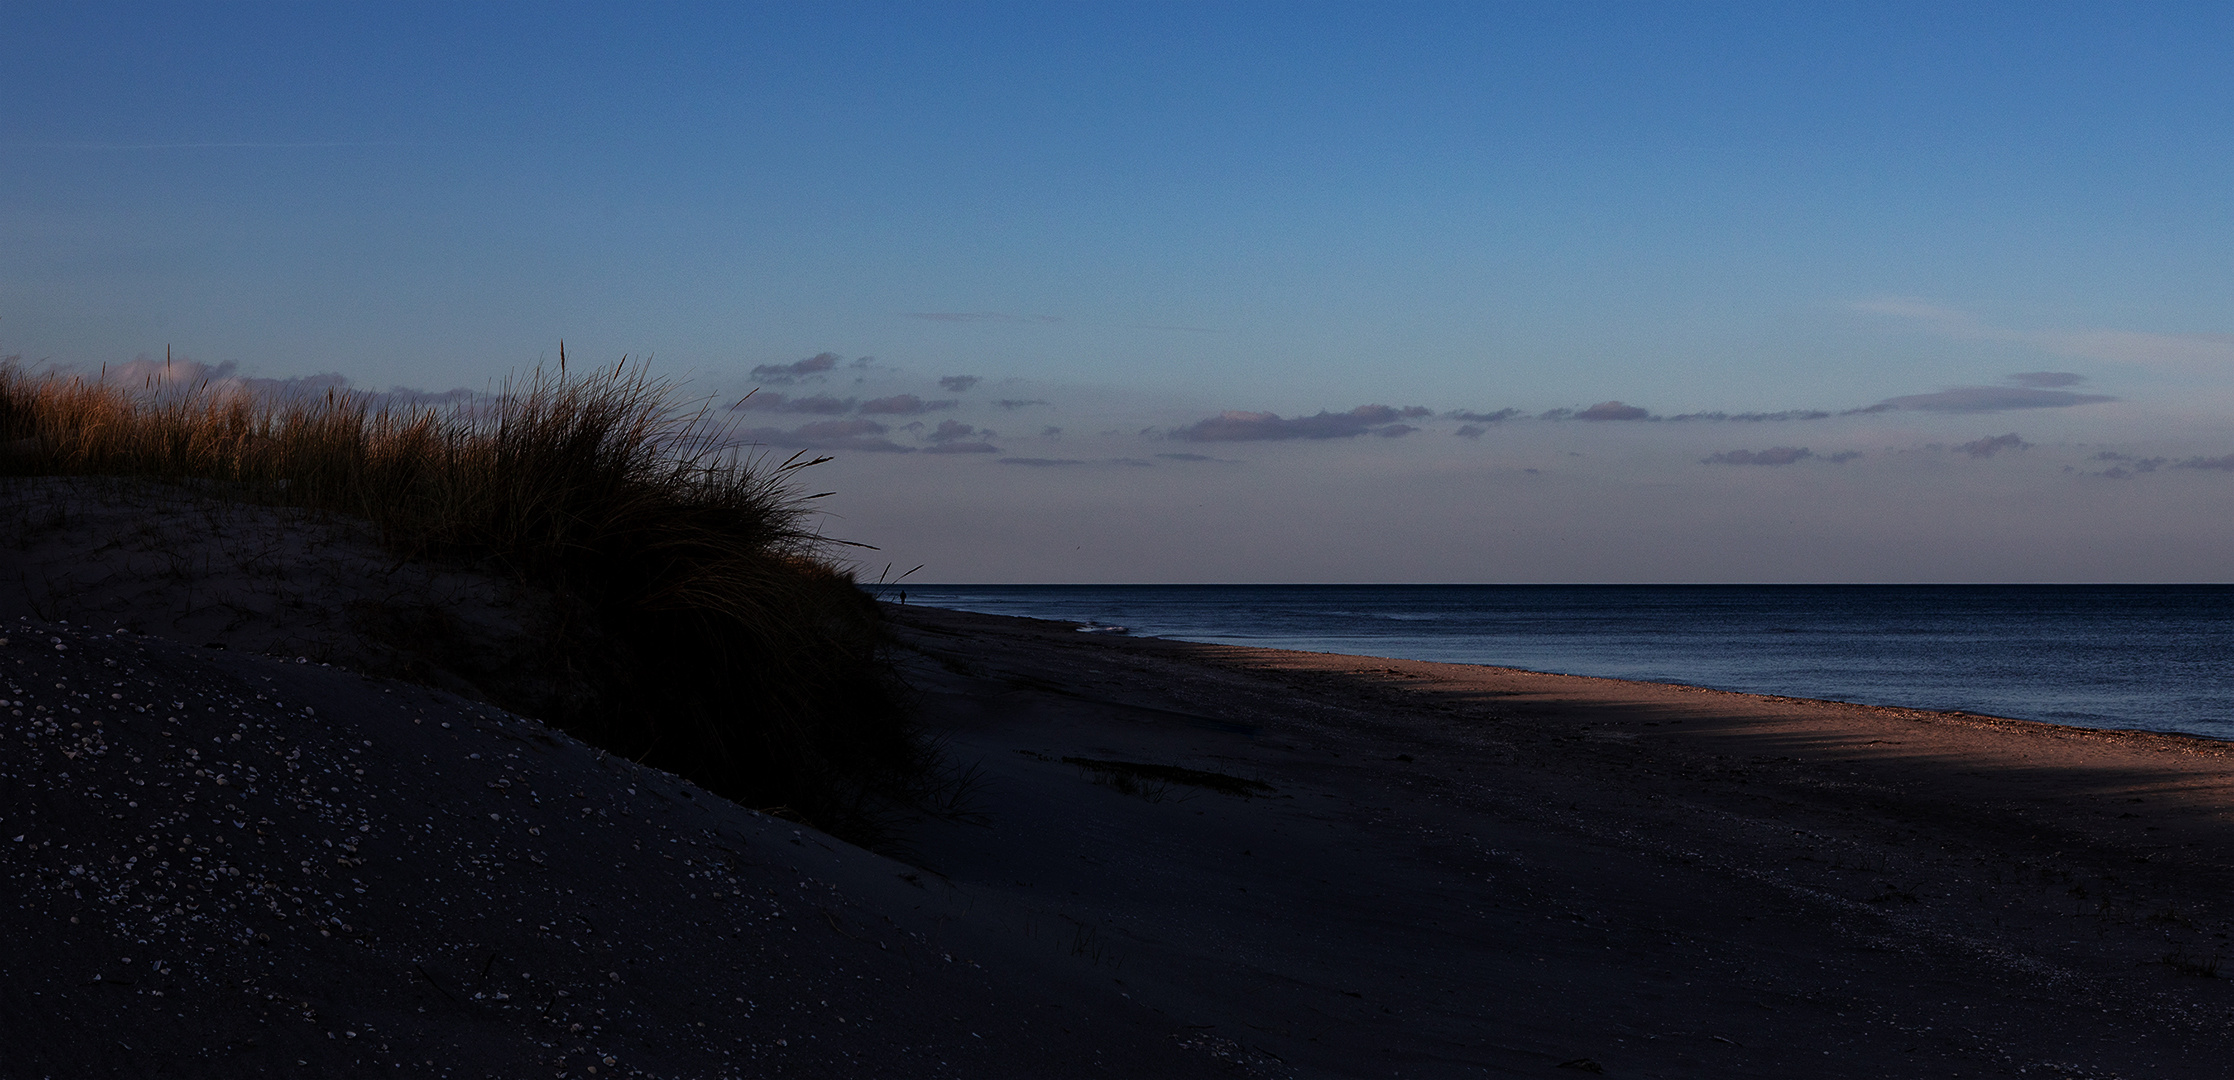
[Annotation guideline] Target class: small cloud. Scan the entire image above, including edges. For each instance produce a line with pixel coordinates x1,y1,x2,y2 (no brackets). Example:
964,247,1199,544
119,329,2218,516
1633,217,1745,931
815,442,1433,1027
1851,387,2115,414
1956,433,2029,459
860,394,956,415
1040,426,1063,437
748,352,842,385
904,312,1061,323
2089,453,2165,478
1375,424,1418,438
1537,408,1573,420
1133,324,1222,333
2009,371,2085,388
994,398,1049,410
1702,446,1813,466
1825,450,1863,463
1453,424,1487,438
1663,410,1832,422
938,375,981,392
923,441,1001,454
925,419,980,443
1156,452,1212,461
1449,408,1520,423
2175,453,2234,472
1171,404,1429,441
1576,401,1650,421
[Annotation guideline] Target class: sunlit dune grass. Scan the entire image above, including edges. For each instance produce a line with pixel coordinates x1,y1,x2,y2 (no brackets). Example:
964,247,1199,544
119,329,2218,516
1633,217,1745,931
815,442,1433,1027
0,352,920,843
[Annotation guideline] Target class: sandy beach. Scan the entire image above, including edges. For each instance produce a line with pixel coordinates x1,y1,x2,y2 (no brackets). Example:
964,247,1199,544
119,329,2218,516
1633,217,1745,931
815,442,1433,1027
13,9,2233,1076
883,603,2234,1077
7,495,2234,1076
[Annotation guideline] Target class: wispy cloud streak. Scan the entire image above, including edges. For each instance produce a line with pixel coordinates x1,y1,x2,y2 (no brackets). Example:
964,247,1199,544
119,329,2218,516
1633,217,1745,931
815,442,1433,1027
1854,298,2234,368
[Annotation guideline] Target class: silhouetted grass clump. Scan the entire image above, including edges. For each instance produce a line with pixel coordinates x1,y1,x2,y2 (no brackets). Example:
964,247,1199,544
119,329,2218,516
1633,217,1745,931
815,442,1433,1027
0,353,919,843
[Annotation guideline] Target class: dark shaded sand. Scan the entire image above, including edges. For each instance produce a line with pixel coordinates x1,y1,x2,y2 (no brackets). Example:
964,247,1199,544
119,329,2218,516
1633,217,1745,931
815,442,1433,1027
883,603,2234,1078
5,484,2233,1079
0,620,1224,1078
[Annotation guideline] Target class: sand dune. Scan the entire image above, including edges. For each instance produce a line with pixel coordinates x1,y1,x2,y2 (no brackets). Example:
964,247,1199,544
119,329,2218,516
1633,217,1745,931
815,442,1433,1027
0,620,1220,1077
8,479,2234,1076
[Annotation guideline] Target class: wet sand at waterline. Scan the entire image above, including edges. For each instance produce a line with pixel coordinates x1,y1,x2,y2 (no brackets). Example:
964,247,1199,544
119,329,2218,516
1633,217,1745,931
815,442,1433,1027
885,603,2234,1077
6,486,2234,1075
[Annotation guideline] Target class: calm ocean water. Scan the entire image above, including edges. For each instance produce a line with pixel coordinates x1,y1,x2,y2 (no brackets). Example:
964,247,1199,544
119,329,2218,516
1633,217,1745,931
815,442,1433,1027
894,585,2234,739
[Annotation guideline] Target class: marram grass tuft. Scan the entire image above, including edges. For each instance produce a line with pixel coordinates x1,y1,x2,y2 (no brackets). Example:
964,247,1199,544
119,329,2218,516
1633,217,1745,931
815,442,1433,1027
0,352,921,843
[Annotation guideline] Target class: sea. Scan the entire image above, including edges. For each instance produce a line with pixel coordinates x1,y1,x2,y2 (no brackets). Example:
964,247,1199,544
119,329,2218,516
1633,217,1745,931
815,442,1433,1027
891,584,2234,740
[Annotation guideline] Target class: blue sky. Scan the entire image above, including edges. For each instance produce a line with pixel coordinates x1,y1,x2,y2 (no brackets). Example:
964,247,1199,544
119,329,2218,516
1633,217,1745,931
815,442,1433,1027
5,2,2231,581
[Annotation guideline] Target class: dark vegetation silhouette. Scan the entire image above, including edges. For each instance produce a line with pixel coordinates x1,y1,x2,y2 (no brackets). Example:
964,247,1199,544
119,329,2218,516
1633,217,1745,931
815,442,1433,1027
0,351,920,844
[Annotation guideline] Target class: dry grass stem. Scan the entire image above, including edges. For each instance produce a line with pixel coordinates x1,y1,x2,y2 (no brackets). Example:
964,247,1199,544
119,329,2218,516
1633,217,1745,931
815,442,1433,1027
0,352,918,842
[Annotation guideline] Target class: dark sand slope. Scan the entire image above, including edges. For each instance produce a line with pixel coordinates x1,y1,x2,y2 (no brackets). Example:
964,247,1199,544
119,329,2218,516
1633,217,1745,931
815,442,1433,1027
7,477,2233,1079
0,622,1224,1078
886,604,2234,1079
